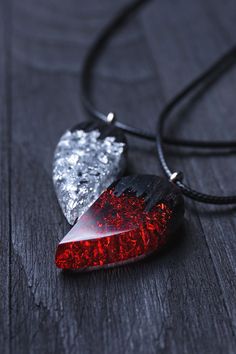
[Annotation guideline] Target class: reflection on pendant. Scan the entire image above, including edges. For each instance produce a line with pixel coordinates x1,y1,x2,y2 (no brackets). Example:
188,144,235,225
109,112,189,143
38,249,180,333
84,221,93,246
53,121,127,225
55,175,184,270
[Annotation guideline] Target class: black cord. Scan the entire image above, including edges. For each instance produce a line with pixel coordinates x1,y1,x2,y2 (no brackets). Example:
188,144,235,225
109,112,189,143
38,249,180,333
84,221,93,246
156,47,236,204
81,0,236,149
81,0,236,204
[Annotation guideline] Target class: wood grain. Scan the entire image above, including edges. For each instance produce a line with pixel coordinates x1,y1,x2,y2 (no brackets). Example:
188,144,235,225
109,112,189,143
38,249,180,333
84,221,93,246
0,1,10,353
1,0,236,353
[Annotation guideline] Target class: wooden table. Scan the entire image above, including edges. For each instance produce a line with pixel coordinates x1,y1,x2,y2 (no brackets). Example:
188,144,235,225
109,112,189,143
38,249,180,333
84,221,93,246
1,0,236,353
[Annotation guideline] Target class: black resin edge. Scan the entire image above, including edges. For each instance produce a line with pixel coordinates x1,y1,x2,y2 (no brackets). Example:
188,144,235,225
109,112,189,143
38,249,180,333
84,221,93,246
113,174,185,214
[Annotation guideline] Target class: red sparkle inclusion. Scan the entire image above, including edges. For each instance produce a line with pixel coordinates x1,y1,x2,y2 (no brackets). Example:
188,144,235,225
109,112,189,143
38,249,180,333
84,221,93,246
55,187,172,270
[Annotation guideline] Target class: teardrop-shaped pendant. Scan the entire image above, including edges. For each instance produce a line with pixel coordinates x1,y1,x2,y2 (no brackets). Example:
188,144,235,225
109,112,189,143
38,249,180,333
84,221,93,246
55,175,184,270
53,121,127,225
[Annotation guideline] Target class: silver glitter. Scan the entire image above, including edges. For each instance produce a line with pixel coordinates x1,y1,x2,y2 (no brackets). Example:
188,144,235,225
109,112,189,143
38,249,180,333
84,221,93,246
53,129,126,225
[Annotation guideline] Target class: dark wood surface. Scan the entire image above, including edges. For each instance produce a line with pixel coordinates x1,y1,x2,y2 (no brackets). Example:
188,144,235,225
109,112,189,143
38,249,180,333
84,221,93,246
1,0,236,353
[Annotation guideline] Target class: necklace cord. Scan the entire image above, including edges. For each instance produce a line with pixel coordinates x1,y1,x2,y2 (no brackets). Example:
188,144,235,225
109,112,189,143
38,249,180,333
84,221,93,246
80,0,236,204
81,0,236,150
156,47,236,204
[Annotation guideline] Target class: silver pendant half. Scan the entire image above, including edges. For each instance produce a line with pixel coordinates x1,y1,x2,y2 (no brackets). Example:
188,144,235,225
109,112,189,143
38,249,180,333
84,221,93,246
53,121,127,225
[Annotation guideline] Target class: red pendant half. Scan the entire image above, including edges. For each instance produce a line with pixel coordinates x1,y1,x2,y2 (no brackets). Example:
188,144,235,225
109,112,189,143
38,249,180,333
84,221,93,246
55,175,184,270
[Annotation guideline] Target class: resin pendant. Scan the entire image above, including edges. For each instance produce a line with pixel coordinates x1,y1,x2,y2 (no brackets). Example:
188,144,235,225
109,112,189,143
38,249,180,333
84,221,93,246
55,175,184,270
53,121,127,225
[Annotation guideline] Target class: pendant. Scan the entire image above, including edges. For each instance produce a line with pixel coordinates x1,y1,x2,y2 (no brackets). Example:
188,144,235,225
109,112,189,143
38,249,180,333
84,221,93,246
55,175,184,270
53,121,127,225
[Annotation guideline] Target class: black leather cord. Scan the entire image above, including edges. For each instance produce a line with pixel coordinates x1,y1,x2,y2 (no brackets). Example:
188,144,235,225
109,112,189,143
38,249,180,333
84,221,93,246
81,0,236,149
156,47,236,204
80,0,236,203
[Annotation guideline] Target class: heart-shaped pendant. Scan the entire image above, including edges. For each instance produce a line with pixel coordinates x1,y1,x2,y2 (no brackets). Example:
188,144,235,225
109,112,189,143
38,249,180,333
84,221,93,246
55,175,184,270
53,121,127,225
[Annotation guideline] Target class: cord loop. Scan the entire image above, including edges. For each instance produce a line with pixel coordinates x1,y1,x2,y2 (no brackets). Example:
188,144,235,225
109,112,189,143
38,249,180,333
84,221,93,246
156,48,236,204
80,0,236,204
80,0,236,150
169,172,184,183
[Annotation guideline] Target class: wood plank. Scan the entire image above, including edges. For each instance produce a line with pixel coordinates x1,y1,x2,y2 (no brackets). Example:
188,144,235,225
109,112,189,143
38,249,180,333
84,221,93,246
141,0,236,350
196,0,236,326
0,0,10,353
9,0,236,353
